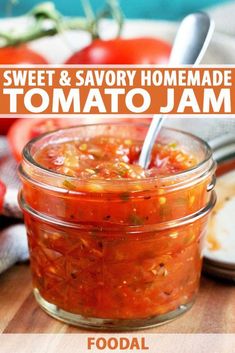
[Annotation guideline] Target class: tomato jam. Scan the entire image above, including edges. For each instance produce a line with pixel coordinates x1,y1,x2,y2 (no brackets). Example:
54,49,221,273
19,123,216,329
34,136,197,179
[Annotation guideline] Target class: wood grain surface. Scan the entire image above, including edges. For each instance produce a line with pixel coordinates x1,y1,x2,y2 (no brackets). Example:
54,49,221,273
0,264,234,333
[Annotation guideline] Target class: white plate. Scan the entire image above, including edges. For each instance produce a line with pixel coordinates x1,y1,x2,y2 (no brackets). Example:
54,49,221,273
203,261,235,281
204,169,235,268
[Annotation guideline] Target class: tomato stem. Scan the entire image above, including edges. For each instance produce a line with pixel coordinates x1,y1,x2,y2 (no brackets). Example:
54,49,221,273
95,0,124,39
5,0,19,17
80,0,96,24
0,1,124,48
80,0,99,39
107,0,124,37
0,2,93,47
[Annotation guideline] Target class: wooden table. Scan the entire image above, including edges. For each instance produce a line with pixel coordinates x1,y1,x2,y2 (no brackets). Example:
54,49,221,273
0,263,234,333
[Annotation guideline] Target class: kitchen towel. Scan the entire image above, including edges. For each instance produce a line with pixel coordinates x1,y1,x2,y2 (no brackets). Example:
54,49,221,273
0,224,28,274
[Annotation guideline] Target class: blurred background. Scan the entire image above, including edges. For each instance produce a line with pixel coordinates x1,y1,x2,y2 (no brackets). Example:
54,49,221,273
0,0,233,19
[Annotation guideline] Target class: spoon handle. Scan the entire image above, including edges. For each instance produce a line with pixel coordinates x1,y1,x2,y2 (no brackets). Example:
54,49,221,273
138,12,215,169
138,117,164,168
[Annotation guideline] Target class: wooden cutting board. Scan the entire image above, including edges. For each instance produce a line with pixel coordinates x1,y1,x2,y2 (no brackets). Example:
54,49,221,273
0,263,234,333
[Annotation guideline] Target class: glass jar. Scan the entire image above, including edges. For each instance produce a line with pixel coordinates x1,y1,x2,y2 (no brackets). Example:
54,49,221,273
19,123,216,330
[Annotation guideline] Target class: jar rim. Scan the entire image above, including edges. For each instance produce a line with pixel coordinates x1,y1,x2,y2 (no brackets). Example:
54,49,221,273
21,122,214,188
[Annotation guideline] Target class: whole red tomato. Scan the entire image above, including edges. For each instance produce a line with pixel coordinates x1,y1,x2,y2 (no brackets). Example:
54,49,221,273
0,45,48,65
66,38,171,64
0,118,18,135
0,45,48,134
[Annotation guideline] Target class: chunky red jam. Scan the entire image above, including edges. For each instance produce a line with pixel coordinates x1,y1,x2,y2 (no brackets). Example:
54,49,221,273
20,130,214,321
35,136,196,181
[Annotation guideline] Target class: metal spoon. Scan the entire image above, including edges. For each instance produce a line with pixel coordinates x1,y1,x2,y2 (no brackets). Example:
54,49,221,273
138,12,215,169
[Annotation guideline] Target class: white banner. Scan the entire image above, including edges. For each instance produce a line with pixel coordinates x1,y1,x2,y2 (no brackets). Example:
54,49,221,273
1,334,235,353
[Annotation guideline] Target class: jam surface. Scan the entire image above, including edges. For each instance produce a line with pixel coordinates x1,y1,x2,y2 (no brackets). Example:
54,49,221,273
34,136,197,181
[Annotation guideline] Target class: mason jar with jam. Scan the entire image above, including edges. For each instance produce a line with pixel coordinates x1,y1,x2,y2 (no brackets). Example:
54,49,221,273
19,122,216,329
